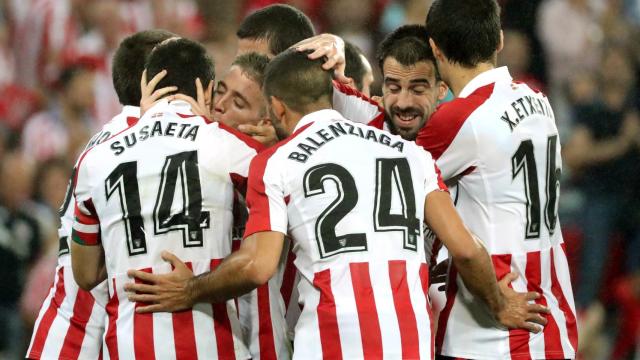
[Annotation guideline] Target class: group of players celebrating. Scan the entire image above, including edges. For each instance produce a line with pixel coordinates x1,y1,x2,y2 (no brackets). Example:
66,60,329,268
26,0,579,359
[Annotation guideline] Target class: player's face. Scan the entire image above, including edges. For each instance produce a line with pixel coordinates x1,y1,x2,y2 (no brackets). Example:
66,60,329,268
213,65,266,129
237,38,273,58
382,58,440,141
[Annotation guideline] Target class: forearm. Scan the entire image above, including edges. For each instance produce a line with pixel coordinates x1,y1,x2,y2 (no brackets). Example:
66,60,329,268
573,138,628,167
452,242,505,315
186,251,263,304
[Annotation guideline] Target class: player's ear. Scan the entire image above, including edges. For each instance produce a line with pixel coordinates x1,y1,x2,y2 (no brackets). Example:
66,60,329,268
497,30,504,54
429,38,444,62
270,96,286,122
437,81,449,101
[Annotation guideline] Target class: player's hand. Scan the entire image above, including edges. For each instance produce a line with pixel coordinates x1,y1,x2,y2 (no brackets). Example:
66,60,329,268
171,78,214,120
494,272,549,333
124,251,195,313
429,259,449,291
140,69,177,116
293,33,352,85
238,120,278,147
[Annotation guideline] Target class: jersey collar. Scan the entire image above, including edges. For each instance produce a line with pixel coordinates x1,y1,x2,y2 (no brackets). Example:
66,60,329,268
458,66,512,98
293,109,343,132
121,105,140,118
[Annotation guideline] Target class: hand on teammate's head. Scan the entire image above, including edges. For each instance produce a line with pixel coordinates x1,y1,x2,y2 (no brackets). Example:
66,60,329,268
293,33,352,85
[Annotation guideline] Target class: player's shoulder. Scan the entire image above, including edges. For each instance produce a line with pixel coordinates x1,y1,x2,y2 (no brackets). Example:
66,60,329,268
211,121,264,153
430,83,496,126
251,121,315,170
416,84,495,156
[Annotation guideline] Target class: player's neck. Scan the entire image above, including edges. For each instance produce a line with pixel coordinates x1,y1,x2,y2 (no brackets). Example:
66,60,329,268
446,62,496,97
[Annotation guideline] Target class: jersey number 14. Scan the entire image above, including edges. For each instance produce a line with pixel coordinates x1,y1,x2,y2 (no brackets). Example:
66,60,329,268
105,150,210,256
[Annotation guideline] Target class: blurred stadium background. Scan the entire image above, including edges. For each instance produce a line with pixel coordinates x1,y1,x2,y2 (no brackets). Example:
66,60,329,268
0,0,638,359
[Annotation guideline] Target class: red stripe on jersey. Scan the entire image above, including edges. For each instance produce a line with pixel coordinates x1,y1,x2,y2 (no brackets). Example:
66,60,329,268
256,283,277,360
59,288,96,359
280,248,297,307
435,267,458,352
332,80,385,123
172,263,198,359
433,164,448,192
72,230,100,246
416,83,495,160
29,267,66,358
134,268,156,360
313,269,343,360
105,278,119,360
244,123,313,238
210,259,236,358
419,264,435,360
525,251,563,358
74,201,99,225
389,260,420,359
349,262,383,358
217,121,265,153
551,247,578,352
492,254,531,358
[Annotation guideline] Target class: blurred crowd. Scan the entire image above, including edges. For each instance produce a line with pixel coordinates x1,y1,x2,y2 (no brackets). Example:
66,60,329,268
0,0,639,358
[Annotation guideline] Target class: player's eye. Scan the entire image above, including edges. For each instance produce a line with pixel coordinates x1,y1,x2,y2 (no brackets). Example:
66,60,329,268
412,85,427,94
233,98,246,109
387,84,400,93
215,86,226,96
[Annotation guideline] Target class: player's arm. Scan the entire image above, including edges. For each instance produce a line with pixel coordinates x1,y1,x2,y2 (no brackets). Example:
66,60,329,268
424,190,549,332
71,241,107,290
125,232,284,313
564,114,640,171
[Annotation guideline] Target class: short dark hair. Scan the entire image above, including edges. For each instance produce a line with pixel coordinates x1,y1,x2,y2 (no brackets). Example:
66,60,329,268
345,41,367,91
426,0,501,67
231,52,270,86
145,38,215,100
376,25,434,71
236,4,315,56
112,29,177,106
264,49,333,113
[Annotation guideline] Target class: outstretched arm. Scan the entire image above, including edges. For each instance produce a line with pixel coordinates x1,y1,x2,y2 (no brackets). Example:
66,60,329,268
126,231,285,313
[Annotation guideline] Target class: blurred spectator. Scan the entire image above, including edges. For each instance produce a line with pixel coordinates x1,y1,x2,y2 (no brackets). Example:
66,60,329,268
499,29,545,92
323,0,377,58
537,0,603,134
380,0,433,33
20,158,70,328
21,64,96,164
0,152,41,359
564,46,640,311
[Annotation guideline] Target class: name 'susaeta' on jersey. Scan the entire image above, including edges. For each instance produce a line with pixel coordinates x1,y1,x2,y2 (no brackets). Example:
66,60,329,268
289,121,405,163
110,120,200,155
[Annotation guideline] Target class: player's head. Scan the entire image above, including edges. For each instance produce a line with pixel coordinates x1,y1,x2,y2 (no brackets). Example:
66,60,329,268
263,49,333,138
377,24,448,140
214,52,270,129
345,41,374,97
236,4,315,58
426,0,502,82
145,38,215,100
112,29,178,106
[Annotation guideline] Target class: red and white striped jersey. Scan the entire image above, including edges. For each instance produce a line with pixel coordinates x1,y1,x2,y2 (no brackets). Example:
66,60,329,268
237,83,385,360
332,81,385,129
416,67,578,359
73,100,263,359
26,106,136,360
244,109,446,359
